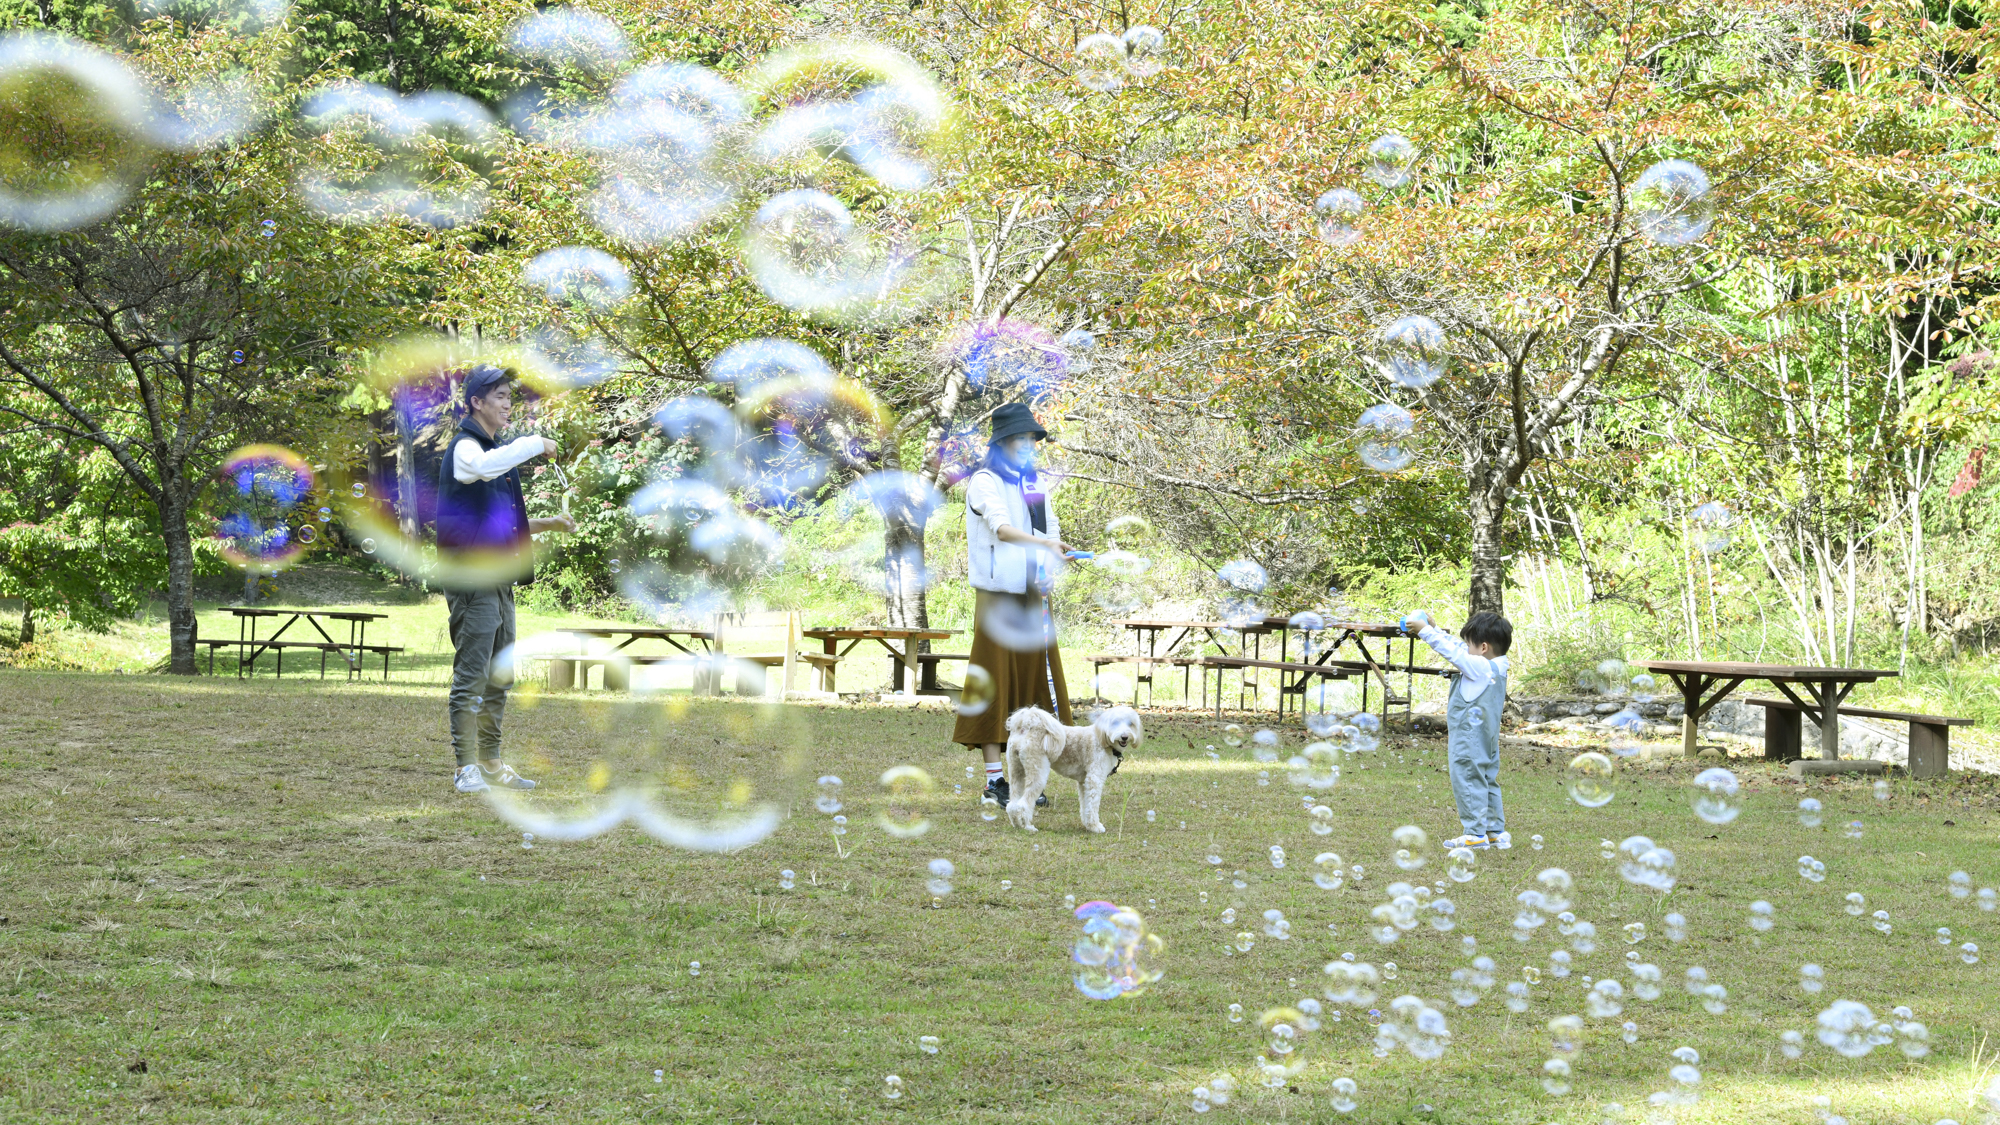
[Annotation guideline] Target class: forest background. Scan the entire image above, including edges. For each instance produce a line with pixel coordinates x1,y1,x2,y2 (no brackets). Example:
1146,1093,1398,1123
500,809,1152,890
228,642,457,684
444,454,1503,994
1,0,1998,719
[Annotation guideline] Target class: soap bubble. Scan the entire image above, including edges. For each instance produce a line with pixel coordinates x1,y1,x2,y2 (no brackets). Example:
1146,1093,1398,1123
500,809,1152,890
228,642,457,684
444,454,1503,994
1566,752,1617,808
1871,909,1891,934
215,445,314,573
479,684,810,852
522,246,631,310
1071,901,1166,999
1310,805,1336,836
1531,834,1544,850
956,664,996,717
1288,742,1341,789
979,797,999,822
1314,852,1346,890
1356,401,1418,473
1072,33,1126,93
1949,871,1971,898
1798,797,1823,827
1446,847,1477,883
877,765,936,838
1843,819,1864,838
1779,1029,1805,1059
779,868,794,889
815,775,843,814
1748,900,1774,932
1123,26,1167,77
1799,964,1824,994
1690,767,1740,824
1691,500,1734,554
1377,314,1447,389
1798,854,1826,883
298,82,499,228
507,7,630,69
1844,892,1865,916
882,1074,902,1099
1331,1076,1359,1113
1313,187,1363,246
0,33,152,232
1366,134,1417,188
1981,887,1997,910
1217,559,1268,594
1257,1007,1311,1082
1631,159,1714,246
742,189,915,323
1963,942,1980,964
1816,999,1880,1058
1392,825,1429,871
1321,959,1379,1006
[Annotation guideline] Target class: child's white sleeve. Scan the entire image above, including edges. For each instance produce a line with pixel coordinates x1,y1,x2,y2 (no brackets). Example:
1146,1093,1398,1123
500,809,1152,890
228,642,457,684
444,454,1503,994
1418,624,1494,695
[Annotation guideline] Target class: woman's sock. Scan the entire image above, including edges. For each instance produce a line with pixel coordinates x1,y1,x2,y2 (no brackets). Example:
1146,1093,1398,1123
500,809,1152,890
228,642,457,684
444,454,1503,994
985,762,1003,787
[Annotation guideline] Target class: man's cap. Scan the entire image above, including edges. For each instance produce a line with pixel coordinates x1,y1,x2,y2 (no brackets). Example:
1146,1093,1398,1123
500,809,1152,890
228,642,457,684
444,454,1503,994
989,402,1047,443
463,364,515,404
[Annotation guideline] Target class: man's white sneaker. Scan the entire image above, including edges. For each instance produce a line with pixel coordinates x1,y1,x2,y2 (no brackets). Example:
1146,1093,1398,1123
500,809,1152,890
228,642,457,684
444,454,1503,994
1444,833,1491,850
482,762,536,790
1489,831,1513,850
454,763,489,793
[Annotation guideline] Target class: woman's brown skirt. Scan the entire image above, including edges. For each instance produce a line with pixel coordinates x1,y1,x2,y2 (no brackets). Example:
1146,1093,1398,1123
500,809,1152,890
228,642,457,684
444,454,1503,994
952,588,1072,747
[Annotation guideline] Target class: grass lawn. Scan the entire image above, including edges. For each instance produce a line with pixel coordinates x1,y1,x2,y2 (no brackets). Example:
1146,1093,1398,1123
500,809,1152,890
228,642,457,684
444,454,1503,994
2,670,1999,1123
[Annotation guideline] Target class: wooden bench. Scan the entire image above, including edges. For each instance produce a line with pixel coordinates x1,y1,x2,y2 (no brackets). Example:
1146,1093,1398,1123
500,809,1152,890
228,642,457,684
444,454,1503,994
1200,655,1354,719
914,652,970,695
201,639,401,679
1745,696,1972,778
1087,653,1206,707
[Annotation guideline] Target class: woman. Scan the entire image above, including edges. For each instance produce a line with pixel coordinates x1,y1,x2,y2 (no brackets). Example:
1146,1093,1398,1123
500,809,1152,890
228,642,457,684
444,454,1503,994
953,403,1075,806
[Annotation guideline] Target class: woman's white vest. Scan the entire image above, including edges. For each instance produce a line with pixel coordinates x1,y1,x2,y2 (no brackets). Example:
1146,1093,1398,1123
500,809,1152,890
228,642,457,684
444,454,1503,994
965,467,1061,594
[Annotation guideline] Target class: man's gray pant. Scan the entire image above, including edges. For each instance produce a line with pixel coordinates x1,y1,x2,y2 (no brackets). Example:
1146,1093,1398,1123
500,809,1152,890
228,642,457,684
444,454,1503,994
446,585,515,768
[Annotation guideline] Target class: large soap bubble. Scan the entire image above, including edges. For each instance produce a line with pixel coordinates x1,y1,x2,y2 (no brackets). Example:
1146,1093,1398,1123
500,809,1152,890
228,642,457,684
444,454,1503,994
0,33,151,232
215,445,314,573
297,82,498,227
481,672,813,852
1070,901,1165,999
1377,315,1447,389
1631,159,1714,246
1356,402,1417,473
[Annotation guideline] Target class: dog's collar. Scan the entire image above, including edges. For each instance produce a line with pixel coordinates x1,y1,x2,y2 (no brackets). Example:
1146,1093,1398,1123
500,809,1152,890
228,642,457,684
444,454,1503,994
1108,743,1124,776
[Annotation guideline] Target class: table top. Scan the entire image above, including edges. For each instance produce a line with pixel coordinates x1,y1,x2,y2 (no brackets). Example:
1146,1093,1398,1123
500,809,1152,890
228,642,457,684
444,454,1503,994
224,607,388,621
805,627,960,640
1116,620,1223,630
1117,617,1407,637
566,626,716,639
1638,660,1898,683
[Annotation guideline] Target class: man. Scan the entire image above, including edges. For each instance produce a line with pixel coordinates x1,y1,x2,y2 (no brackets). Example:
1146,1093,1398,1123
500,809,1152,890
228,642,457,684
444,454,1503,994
436,365,574,794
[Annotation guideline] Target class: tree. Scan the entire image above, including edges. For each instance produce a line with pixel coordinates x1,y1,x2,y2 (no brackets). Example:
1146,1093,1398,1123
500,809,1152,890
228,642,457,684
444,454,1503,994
0,35,415,671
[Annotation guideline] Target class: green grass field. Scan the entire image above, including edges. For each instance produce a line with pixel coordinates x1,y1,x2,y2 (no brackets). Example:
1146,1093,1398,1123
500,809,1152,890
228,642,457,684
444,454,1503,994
3,670,1999,1123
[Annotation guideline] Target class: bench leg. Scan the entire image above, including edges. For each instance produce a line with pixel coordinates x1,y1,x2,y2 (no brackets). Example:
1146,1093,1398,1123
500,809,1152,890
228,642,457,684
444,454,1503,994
738,664,767,698
604,660,629,692
1908,722,1949,779
1681,714,1698,758
549,658,574,692
1763,708,1802,762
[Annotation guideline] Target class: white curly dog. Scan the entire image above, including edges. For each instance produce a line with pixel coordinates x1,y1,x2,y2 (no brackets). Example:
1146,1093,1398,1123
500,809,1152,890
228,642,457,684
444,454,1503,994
1004,705,1143,833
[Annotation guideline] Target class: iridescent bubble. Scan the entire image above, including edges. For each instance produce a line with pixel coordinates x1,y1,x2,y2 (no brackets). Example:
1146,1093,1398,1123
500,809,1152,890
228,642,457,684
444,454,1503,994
1799,963,1824,994
742,189,913,323
779,868,794,890
1691,500,1734,554
1309,805,1335,836
0,33,150,232
1356,401,1418,473
1313,188,1363,246
1843,819,1864,839
1631,159,1714,246
877,765,936,838
1217,558,1268,594
1566,752,1616,808
956,664,996,717
1816,999,1879,1058
1377,315,1447,389
882,1074,903,1100
1072,33,1126,93
1798,797,1823,827
522,246,631,310
215,445,313,573
1366,134,1417,188
1288,742,1341,789
1258,1006,1311,1083
1445,847,1476,883
1690,767,1740,824
1949,871,1971,898
1963,942,1980,964
1798,854,1826,883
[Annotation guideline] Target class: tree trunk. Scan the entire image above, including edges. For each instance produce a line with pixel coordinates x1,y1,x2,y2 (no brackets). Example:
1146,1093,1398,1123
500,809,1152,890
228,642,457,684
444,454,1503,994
883,505,930,634
1467,477,1509,618
19,602,32,645
161,496,200,675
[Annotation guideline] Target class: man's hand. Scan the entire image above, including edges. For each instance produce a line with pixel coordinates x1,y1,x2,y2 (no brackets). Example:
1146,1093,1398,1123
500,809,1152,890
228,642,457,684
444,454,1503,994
529,516,576,535
539,436,560,457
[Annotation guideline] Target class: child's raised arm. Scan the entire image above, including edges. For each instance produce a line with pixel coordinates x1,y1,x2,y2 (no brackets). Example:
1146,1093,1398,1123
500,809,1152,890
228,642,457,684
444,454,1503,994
1405,616,1497,689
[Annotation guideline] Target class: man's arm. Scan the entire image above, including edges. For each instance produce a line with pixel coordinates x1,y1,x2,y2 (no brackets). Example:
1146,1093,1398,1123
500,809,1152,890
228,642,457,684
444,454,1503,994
528,516,575,535
454,435,556,483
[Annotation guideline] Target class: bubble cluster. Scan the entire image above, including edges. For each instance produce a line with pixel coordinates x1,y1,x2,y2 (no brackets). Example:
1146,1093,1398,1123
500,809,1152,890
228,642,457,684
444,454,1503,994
1374,995,1451,1060
1617,836,1676,892
1069,901,1164,999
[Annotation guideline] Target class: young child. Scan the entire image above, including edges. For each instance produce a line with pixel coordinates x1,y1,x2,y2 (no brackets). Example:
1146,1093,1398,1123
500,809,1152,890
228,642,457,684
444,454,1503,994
1401,610,1514,850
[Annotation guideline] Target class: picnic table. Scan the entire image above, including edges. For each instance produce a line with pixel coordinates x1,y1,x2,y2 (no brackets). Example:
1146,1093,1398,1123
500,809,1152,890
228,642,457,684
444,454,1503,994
803,627,960,697
1095,617,1444,718
1638,660,1900,761
553,626,717,691
202,607,400,680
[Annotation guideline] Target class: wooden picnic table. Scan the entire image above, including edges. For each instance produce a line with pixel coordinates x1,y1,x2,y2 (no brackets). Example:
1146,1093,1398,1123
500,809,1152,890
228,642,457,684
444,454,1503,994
210,607,397,680
555,626,719,691
804,627,960,697
1102,616,1442,718
1638,660,1899,761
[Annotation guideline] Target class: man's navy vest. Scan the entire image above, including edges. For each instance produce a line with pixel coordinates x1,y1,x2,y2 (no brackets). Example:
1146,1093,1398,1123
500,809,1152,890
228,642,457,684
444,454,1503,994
435,417,532,582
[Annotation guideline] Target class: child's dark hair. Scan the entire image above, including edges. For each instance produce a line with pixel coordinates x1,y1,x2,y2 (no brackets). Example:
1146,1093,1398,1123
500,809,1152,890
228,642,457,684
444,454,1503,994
1460,611,1513,655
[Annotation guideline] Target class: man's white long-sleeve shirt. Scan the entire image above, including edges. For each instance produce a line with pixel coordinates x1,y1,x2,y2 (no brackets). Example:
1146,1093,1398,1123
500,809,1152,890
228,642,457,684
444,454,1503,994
453,435,544,483
1418,624,1509,704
